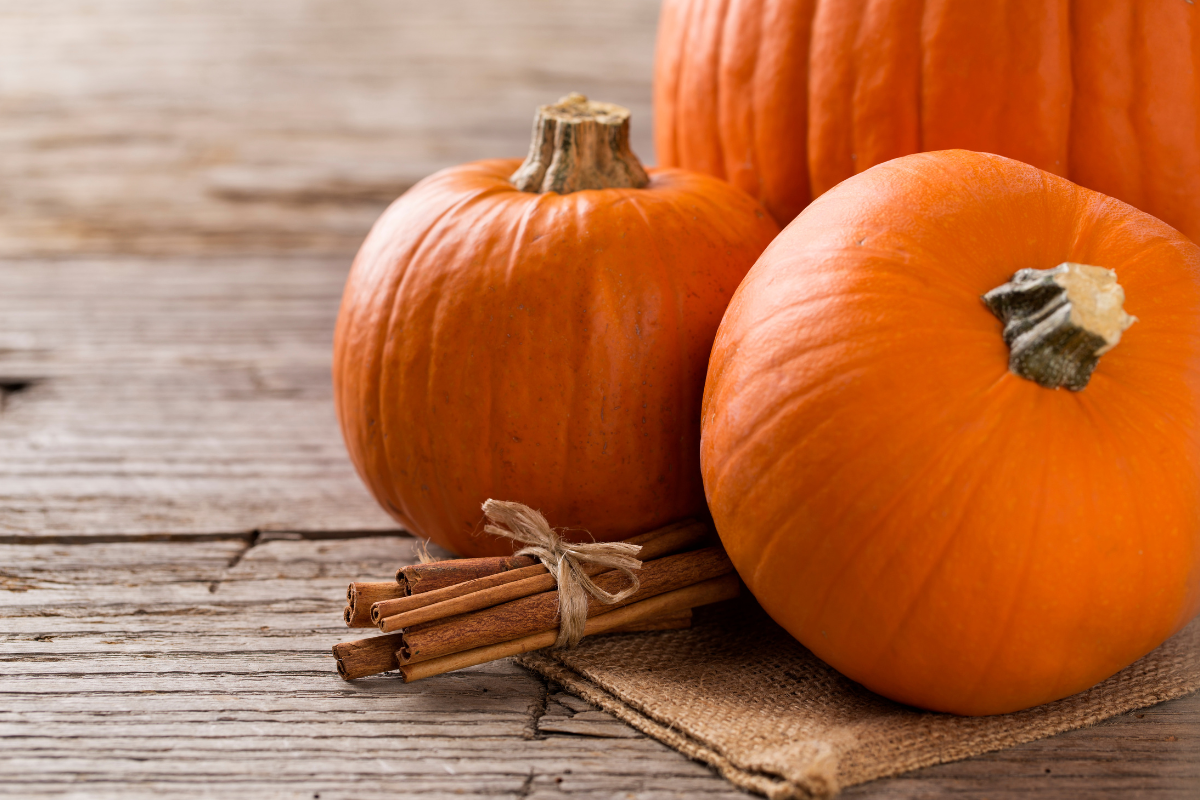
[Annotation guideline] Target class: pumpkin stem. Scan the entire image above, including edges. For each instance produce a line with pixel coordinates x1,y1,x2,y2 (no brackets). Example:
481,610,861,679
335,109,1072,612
982,263,1136,391
511,93,650,194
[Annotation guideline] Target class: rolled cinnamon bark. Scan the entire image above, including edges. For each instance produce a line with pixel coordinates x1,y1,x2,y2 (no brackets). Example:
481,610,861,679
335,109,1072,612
394,519,697,594
333,610,692,680
397,575,739,682
398,555,536,594
398,546,733,666
345,581,406,627
333,633,406,679
374,520,710,632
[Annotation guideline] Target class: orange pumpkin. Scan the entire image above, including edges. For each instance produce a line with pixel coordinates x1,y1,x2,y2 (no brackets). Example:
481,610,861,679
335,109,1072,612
333,96,779,557
654,0,1200,242
701,150,1200,715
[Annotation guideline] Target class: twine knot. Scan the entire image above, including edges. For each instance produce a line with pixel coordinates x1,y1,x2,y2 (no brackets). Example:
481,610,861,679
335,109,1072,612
481,499,643,648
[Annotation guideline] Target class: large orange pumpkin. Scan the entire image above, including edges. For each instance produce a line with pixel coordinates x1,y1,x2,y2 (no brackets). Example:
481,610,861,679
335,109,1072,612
654,0,1200,242
334,96,779,557
701,150,1200,715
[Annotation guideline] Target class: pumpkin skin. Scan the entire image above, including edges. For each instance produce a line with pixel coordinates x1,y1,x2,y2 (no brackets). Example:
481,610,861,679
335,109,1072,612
700,150,1200,716
654,0,1200,242
334,158,779,557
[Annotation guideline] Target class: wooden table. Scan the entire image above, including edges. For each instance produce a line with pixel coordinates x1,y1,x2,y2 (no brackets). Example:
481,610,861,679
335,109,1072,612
1,4,1196,797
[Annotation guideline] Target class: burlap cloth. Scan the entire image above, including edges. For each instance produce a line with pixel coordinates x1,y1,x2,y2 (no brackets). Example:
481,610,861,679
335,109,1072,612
517,599,1200,799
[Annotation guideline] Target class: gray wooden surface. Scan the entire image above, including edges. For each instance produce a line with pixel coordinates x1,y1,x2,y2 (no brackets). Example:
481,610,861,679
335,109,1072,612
1,2,1197,797
0,257,395,539
0,0,658,258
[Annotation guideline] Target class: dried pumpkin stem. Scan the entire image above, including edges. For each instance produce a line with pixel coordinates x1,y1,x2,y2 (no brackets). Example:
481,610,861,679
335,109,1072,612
982,263,1136,391
511,93,649,194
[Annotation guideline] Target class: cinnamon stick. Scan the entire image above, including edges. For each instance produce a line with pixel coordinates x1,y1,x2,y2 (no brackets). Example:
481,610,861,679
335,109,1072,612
398,546,733,666
374,520,710,632
345,581,406,627
616,608,692,632
397,574,739,682
333,611,691,680
395,518,696,594
333,632,406,679
398,555,535,595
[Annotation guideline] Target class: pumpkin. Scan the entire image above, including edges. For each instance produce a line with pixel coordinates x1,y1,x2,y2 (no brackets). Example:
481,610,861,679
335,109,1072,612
333,95,780,557
700,150,1200,716
654,0,1200,242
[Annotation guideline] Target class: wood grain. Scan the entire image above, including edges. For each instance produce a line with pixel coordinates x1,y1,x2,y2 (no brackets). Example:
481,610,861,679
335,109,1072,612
3,534,1198,798
0,257,399,540
0,537,749,799
0,0,659,258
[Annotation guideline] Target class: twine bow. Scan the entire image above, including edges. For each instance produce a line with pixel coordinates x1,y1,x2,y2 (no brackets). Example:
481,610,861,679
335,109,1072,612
481,499,643,648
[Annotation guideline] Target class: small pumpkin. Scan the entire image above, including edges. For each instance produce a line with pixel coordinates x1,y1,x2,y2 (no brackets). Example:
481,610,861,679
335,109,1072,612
654,0,1200,242
701,150,1200,715
334,95,780,557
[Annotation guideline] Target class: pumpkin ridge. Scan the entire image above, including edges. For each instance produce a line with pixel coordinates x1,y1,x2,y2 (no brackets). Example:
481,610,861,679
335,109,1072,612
705,298,1012,509
480,189,547,543
685,0,730,181
791,382,1019,659
1076,385,1188,675
626,188,690,505
948,408,1054,710
716,0,764,198
652,0,689,170
706,358,869,522
362,183,494,531
409,182,536,549
717,360,962,626
557,196,598,524
707,377,850,543
1067,380,1156,646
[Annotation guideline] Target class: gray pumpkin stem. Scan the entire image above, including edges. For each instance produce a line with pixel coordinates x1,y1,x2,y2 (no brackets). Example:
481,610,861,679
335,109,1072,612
982,263,1136,391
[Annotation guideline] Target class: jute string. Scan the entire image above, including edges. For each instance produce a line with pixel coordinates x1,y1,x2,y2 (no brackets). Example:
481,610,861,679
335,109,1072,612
481,499,643,648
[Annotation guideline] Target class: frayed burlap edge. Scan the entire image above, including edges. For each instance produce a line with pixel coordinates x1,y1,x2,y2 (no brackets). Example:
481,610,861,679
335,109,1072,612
517,629,1200,800
518,652,835,800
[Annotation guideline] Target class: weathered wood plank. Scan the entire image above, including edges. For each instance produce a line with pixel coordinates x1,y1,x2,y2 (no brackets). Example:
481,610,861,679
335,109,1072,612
1,535,752,798
4,536,1199,798
0,0,659,258
0,258,400,539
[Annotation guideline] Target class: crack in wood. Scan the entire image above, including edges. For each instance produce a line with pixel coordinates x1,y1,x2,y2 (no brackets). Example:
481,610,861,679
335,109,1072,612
227,529,262,569
524,675,550,741
515,769,536,798
209,529,263,593
0,529,410,546
0,378,36,413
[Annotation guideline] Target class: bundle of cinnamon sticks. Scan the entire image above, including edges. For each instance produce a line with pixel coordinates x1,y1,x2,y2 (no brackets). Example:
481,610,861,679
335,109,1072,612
333,518,740,682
